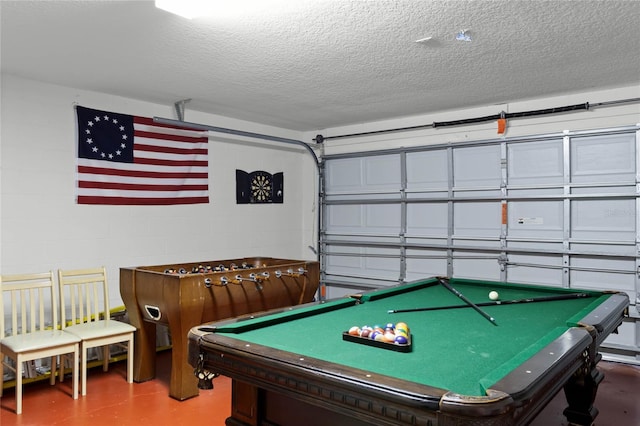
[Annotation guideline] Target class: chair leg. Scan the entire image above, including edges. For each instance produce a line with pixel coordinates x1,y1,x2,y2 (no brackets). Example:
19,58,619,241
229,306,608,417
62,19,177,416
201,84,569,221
49,356,56,386
126,335,134,383
72,345,79,400
59,353,64,383
102,345,109,372
81,344,88,396
0,354,4,398
16,356,23,415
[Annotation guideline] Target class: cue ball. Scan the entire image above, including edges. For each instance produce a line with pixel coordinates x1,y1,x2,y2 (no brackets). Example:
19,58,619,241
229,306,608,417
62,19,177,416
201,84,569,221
489,291,499,301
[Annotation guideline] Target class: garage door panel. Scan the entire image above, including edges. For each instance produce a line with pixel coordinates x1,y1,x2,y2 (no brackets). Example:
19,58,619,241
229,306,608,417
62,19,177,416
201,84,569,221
505,254,565,287
452,253,501,281
324,247,400,280
407,203,448,237
453,145,501,188
325,155,401,201
508,139,564,186
406,149,448,190
453,202,502,237
326,204,401,236
569,256,635,292
405,249,449,280
571,199,636,240
326,204,363,230
571,133,636,183
569,242,636,256
508,201,563,238
365,204,401,232
325,157,362,192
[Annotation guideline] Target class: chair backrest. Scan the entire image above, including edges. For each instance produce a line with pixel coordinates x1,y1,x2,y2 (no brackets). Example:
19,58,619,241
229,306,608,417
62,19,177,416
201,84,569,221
58,267,110,328
0,271,58,339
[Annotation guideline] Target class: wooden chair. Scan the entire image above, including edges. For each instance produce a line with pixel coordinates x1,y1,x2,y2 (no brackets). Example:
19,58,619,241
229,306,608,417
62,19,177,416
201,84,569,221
0,271,80,414
58,267,135,396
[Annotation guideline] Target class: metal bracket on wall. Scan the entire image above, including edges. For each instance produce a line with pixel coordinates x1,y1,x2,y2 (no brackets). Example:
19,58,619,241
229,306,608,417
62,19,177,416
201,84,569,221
174,99,191,121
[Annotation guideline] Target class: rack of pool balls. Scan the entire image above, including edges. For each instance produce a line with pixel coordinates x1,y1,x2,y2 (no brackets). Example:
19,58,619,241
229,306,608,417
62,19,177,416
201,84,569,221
342,322,412,352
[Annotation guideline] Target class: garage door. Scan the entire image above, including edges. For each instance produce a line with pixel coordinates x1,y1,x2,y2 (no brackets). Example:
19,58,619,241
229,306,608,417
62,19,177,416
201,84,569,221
320,125,640,360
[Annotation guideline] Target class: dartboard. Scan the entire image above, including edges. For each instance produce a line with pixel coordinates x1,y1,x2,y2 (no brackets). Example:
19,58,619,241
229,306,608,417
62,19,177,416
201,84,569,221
251,172,272,202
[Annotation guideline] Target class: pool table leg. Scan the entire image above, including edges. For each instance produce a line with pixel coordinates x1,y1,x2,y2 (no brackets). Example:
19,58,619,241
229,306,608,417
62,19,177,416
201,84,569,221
562,339,603,426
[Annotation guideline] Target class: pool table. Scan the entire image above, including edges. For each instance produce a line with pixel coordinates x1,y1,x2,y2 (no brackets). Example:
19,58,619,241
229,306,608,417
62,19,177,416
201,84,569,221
188,277,628,426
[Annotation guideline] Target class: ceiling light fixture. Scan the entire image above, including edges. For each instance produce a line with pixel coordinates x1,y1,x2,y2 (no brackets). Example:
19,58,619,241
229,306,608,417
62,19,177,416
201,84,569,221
155,0,207,19
155,0,280,19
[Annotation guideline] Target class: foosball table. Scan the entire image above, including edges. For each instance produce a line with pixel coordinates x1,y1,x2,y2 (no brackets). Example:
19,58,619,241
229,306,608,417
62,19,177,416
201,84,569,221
120,257,319,400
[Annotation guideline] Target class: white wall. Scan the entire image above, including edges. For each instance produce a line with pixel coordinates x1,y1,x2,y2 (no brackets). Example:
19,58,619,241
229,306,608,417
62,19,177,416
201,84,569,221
0,74,320,308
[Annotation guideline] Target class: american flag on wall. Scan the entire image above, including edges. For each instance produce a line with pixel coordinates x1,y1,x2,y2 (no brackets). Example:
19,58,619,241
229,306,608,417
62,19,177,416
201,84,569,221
76,106,209,205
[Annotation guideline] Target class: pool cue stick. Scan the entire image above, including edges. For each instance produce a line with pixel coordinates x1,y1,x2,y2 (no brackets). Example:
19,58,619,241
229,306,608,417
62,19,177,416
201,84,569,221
388,292,592,314
437,278,498,326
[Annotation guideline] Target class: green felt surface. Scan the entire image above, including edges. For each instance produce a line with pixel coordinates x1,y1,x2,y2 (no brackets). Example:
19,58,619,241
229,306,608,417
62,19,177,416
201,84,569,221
214,278,607,396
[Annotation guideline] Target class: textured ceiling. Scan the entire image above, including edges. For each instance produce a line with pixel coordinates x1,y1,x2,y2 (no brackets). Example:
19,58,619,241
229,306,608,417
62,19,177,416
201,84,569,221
1,0,639,131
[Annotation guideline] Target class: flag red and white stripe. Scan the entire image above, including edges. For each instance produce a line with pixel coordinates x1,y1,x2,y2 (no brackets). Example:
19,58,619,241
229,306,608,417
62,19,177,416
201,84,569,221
76,106,209,205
